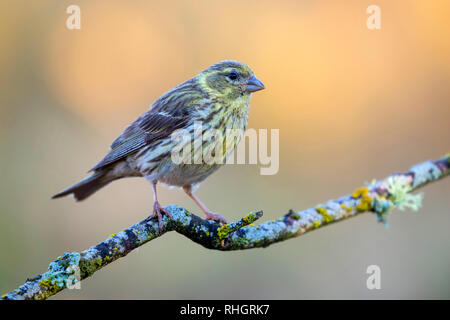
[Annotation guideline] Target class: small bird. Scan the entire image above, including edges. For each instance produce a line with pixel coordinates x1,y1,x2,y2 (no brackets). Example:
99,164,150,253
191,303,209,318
53,60,265,228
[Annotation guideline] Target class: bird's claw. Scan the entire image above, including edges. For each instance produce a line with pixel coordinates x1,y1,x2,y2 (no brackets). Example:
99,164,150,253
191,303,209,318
147,201,172,231
205,211,228,225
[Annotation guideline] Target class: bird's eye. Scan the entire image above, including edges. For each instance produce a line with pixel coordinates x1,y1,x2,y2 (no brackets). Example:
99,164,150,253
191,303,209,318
227,71,239,80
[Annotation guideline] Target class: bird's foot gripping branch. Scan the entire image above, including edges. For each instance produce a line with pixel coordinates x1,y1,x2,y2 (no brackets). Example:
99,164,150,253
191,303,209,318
2,153,449,300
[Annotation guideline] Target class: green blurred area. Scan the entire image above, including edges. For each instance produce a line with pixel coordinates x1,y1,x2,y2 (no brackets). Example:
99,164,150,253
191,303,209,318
0,0,449,299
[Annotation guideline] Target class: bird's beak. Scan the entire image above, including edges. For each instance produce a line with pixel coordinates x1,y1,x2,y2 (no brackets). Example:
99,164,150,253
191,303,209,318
245,75,265,93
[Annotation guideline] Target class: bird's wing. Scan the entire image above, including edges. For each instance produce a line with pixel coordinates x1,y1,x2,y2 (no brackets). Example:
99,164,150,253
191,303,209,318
89,87,203,172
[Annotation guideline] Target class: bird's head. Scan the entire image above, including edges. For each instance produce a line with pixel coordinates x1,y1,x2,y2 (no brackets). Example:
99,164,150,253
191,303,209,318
197,60,265,100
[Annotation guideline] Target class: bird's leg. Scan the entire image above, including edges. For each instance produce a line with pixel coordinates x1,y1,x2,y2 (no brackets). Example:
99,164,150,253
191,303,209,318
146,180,172,230
183,185,228,224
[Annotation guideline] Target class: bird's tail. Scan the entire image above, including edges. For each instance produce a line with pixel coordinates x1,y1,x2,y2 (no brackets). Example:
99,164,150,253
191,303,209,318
52,171,113,201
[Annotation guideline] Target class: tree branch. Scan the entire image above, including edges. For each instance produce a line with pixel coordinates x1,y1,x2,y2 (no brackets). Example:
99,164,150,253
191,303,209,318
2,153,449,300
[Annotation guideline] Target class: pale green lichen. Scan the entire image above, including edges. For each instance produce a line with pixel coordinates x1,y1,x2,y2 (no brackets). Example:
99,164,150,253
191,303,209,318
386,176,423,211
373,176,423,226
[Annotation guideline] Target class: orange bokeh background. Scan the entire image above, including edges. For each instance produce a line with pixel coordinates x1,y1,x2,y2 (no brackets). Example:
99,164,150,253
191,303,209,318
1,0,449,299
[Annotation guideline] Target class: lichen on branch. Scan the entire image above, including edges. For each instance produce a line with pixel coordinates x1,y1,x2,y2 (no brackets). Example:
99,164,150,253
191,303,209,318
1,153,449,300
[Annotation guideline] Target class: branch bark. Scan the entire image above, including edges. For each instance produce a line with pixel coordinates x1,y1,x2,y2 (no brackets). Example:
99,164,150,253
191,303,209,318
2,153,449,300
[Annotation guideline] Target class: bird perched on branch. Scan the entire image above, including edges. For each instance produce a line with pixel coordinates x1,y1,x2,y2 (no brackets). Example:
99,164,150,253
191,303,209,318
53,60,265,228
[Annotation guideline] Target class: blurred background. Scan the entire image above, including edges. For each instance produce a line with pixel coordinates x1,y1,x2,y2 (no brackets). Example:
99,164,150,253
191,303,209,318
0,0,449,299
